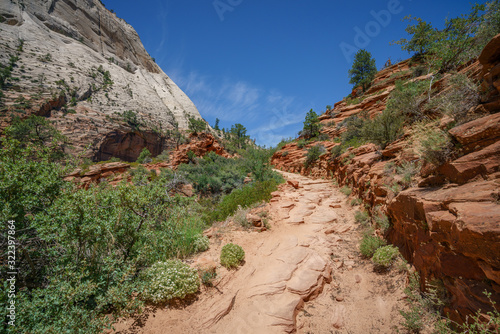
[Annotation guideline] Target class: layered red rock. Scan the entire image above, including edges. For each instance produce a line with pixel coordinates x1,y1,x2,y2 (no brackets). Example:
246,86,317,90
271,36,500,323
170,132,230,168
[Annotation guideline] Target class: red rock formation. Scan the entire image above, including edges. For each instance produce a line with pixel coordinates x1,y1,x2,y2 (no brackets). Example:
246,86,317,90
170,132,230,168
271,35,500,323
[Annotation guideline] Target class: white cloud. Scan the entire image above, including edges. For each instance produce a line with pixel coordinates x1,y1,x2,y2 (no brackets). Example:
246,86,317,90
170,69,308,147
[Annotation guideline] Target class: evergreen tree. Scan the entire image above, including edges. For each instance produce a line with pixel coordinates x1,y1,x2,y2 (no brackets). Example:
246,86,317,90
348,49,377,92
214,118,220,131
230,123,249,149
301,109,321,139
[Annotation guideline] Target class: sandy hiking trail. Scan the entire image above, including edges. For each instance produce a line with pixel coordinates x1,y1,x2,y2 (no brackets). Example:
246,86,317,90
113,171,408,334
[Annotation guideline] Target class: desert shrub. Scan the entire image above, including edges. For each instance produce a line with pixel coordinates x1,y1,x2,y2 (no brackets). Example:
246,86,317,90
178,152,246,196
413,122,452,165
232,205,250,227
372,245,399,268
330,144,343,159
355,210,370,225
350,198,363,206
120,110,142,130
426,73,480,125
154,149,170,162
193,234,210,253
360,108,404,148
130,165,150,185
360,234,386,258
140,260,200,303
396,161,421,188
281,150,289,157
340,185,352,196
304,144,325,167
201,271,217,287
188,117,207,134
136,147,152,163
374,213,390,233
205,179,281,224
386,80,428,122
220,243,245,269
297,139,307,149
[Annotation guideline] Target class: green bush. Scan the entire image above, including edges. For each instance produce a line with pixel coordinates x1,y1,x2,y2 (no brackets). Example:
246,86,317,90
304,144,325,167
193,234,210,253
350,198,363,206
220,243,245,268
360,234,386,258
355,210,370,225
374,213,390,233
188,117,207,134
297,139,307,149
413,122,452,165
136,147,152,163
205,179,281,224
340,185,352,196
140,260,200,303
372,245,399,268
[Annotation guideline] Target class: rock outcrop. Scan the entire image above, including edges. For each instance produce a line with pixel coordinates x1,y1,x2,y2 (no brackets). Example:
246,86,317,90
0,0,203,161
271,36,500,322
170,132,231,168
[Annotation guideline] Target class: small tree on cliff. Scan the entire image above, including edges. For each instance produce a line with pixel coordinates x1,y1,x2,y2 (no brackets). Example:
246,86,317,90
301,109,321,139
230,123,249,149
348,49,377,92
188,117,207,135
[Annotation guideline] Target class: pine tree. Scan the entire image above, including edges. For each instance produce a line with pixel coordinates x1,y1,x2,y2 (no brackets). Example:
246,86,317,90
301,109,321,139
348,49,377,92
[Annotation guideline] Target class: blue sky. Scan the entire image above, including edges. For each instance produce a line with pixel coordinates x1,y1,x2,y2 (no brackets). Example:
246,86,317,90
102,0,485,147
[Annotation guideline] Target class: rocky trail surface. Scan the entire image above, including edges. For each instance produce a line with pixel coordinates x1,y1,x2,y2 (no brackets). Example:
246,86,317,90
114,171,408,334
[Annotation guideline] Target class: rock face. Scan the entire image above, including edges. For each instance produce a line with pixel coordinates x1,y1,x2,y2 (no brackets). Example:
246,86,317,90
170,133,231,168
271,36,500,323
0,0,202,161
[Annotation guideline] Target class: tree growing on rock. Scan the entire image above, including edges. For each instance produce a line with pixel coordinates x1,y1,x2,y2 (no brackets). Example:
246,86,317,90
301,109,321,139
348,49,377,92
188,117,207,135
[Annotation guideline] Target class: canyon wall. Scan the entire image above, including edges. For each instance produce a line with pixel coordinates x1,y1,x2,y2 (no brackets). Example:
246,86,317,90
0,0,202,161
271,37,500,323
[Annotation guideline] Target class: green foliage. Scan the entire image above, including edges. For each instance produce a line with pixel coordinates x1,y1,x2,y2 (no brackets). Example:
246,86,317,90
413,122,452,165
140,260,200,303
178,152,246,196
193,234,210,253
297,139,307,149
220,243,245,269
372,245,399,268
360,108,404,149
229,123,249,150
206,179,281,224
354,210,370,225
136,147,152,164
304,144,325,168
155,149,171,162
121,110,143,131
386,80,428,122
350,198,363,206
396,161,421,188
301,109,321,139
395,2,500,71
360,234,386,258
392,16,437,56
340,185,352,196
188,117,207,134
348,49,377,92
